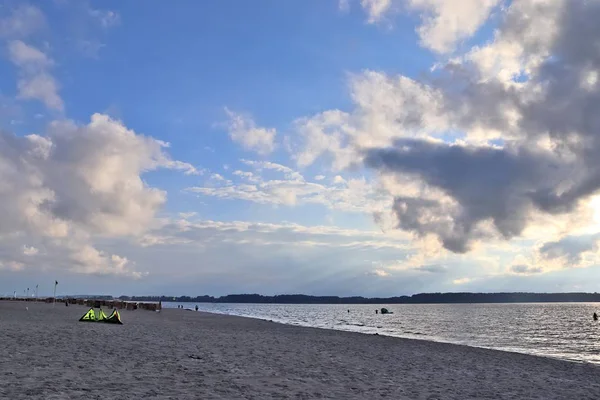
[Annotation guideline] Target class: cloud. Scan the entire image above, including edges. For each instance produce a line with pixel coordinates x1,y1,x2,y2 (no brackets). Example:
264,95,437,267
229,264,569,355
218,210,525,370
361,0,393,23
370,269,390,277
293,0,600,258
290,72,449,170
140,219,410,250
224,108,276,155
69,245,143,278
406,0,501,53
453,277,473,285
539,234,600,268
0,113,198,277
0,4,45,38
510,264,542,275
8,40,51,67
351,0,498,53
339,0,351,13
364,139,556,252
187,160,391,213
7,40,63,111
418,264,447,273
22,246,39,256
89,9,120,28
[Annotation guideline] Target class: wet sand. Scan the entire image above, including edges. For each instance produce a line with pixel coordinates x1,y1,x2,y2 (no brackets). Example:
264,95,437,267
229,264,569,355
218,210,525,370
1,301,599,399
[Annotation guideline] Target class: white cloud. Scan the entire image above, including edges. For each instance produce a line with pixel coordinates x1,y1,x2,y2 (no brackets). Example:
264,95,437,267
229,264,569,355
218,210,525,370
89,9,121,28
138,219,411,255
290,71,450,171
224,108,276,155
22,246,39,256
0,5,45,38
452,277,473,285
8,40,51,68
0,113,198,277
7,41,63,111
179,212,198,219
314,175,326,181
69,245,143,278
16,72,63,111
187,160,391,213
339,0,351,12
352,0,498,53
406,0,501,53
371,269,390,277
361,0,393,23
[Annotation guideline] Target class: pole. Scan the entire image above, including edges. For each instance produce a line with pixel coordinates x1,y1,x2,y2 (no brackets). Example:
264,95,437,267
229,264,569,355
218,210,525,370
27,288,29,298
35,284,38,299
53,280,57,307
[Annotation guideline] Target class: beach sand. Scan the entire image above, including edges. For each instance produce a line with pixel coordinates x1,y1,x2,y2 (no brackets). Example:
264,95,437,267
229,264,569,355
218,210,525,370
1,301,599,399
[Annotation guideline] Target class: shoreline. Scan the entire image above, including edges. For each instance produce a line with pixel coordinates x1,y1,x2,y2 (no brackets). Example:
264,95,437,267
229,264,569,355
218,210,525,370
168,304,598,367
2,301,600,399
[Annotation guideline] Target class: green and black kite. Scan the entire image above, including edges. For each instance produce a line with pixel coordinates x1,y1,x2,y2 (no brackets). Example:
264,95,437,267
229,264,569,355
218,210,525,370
78,308,123,324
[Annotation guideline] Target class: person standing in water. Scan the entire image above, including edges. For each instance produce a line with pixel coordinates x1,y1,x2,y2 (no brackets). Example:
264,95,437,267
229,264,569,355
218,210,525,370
594,312,598,321
195,305,198,311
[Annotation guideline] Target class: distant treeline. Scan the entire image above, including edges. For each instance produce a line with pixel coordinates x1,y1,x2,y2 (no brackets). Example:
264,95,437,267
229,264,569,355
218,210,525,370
117,292,600,304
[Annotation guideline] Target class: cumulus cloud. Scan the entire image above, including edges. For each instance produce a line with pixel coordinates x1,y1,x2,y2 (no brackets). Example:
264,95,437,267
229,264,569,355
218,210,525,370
7,40,63,111
224,108,276,155
0,113,198,277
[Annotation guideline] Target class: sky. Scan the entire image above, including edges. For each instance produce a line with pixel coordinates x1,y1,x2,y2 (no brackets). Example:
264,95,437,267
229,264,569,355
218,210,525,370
2,0,600,297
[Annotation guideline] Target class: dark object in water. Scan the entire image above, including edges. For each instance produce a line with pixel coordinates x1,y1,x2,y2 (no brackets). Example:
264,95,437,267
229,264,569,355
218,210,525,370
380,308,393,314
594,312,598,321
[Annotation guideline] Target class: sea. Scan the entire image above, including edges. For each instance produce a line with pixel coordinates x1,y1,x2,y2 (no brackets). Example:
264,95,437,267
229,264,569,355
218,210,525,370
163,302,600,365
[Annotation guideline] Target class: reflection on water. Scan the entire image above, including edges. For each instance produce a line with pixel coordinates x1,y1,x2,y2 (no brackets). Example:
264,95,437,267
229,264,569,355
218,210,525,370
164,302,600,364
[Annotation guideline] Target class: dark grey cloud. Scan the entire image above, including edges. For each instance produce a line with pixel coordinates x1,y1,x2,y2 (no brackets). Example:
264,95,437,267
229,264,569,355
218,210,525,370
416,264,447,274
539,233,600,266
510,265,542,275
365,139,562,252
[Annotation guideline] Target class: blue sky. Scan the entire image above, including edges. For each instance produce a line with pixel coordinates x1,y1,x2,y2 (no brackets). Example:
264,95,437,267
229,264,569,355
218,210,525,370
2,0,600,297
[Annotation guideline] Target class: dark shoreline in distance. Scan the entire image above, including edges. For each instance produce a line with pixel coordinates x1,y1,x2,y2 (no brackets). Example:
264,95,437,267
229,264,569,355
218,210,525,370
116,292,600,304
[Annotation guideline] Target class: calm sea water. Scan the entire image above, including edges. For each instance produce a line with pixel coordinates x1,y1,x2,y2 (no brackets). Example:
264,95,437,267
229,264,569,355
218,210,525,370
164,302,600,364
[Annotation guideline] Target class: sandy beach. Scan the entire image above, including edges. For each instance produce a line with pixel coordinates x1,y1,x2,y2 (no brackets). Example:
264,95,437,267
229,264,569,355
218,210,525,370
1,301,599,399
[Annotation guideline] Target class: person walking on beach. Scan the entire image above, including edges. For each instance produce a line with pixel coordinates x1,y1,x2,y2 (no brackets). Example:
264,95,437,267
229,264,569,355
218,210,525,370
195,305,198,311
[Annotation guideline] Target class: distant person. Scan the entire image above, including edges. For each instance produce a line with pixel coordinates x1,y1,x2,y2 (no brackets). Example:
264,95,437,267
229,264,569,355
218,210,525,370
195,305,198,311
347,309,350,313
594,312,598,321
376,309,378,314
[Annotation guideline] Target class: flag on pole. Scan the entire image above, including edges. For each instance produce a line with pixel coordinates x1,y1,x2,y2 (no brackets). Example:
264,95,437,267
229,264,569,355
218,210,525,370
53,280,58,307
